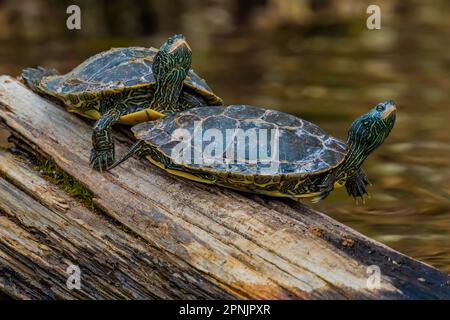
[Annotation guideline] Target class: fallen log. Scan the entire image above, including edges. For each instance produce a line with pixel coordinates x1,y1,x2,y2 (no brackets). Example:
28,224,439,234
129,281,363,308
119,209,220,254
0,75,449,299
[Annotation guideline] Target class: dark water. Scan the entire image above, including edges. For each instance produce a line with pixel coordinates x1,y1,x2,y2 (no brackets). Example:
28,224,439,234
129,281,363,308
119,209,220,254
0,1,449,272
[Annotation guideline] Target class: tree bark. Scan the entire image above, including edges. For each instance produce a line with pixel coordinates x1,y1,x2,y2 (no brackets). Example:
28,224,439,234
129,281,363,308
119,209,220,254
0,75,449,299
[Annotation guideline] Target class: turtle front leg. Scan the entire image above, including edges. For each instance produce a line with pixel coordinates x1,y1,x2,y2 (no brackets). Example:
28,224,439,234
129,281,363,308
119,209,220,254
90,106,126,171
345,169,371,199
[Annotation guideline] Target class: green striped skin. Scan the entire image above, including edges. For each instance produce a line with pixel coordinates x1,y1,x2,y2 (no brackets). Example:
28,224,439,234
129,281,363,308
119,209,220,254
89,35,196,170
22,35,222,171
109,101,396,202
150,35,194,113
337,100,397,181
21,47,221,120
22,47,222,116
59,84,211,119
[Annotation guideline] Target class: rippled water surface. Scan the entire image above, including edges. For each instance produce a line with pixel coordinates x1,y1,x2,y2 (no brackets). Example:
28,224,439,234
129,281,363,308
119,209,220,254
0,1,449,272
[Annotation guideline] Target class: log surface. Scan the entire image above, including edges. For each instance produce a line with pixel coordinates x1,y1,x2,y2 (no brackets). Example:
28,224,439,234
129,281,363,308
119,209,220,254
0,75,449,299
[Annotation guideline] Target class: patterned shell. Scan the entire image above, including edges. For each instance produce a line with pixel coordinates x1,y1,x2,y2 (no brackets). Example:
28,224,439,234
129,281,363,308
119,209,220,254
133,105,348,176
38,47,222,105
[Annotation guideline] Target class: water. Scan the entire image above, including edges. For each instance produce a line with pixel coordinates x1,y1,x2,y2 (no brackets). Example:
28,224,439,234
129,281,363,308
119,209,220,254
0,1,449,272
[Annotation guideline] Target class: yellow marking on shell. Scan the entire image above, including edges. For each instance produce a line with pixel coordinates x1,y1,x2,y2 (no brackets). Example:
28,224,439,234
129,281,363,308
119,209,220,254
251,178,279,188
145,156,214,184
145,153,324,199
295,192,321,198
334,181,345,189
67,108,101,120
228,179,254,185
144,148,331,199
146,156,165,169
220,186,320,199
292,191,321,198
254,182,273,188
118,108,165,125
184,81,223,106
166,169,214,184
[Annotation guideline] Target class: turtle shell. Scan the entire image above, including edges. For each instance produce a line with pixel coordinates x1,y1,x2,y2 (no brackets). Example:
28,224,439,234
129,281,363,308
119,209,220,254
39,47,222,105
133,105,347,177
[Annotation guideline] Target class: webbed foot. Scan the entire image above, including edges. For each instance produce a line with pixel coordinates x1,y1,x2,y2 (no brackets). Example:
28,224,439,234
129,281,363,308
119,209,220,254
345,169,370,200
91,124,115,172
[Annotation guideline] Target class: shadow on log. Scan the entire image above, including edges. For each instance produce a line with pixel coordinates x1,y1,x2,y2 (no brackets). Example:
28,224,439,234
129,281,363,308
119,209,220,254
0,75,449,299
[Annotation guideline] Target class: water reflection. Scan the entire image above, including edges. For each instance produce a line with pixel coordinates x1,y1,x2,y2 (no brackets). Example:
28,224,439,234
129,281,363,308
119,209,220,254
0,0,449,271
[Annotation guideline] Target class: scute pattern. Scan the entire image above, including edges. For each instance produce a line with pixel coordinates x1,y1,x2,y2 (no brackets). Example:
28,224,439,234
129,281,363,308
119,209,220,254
42,48,155,93
134,105,347,180
38,47,222,105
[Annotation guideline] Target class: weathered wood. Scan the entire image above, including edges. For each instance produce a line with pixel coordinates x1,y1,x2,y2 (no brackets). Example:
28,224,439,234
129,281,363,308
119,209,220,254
0,75,449,299
0,151,232,299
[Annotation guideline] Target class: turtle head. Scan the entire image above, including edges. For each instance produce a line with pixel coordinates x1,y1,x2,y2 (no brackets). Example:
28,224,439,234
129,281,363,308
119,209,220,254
343,100,396,173
348,100,396,152
153,34,192,83
151,34,192,112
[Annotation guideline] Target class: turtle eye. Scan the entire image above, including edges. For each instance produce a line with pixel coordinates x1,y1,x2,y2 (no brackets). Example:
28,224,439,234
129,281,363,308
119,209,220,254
376,105,385,112
167,38,173,45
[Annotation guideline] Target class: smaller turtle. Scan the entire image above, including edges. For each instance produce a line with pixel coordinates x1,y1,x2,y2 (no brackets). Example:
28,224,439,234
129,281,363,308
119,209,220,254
21,35,222,170
108,100,396,202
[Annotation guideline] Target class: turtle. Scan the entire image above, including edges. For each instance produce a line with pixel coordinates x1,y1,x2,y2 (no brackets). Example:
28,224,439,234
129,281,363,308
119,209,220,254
108,100,396,202
21,34,222,171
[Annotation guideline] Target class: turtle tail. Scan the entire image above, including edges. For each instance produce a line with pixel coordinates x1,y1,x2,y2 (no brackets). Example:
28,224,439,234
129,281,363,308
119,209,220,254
107,140,147,171
21,66,59,93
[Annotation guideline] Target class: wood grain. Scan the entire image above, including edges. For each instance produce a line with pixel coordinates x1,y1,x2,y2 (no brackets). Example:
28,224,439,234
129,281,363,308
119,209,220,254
0,75,449,299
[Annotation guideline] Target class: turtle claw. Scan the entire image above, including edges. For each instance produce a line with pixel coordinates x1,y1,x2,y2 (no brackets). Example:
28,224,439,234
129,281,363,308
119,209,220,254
90,149,114,172
311,173,335,203
311,189,332,203
346,169,370,201
311,183,333,203
311,196,321,204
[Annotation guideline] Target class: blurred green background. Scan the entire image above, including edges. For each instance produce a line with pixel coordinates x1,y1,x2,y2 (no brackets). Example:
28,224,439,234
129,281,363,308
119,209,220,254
0,0,449,272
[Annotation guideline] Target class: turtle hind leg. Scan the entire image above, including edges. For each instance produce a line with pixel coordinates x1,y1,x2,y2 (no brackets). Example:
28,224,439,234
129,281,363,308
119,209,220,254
345,169,371,200
311,173,336,203
21,66,59,92
107,141,148,171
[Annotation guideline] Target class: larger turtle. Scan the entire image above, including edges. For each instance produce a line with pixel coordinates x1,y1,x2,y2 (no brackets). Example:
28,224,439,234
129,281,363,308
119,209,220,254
21,34,222,170
108,100,397,202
